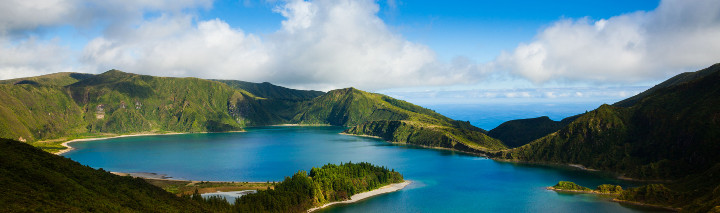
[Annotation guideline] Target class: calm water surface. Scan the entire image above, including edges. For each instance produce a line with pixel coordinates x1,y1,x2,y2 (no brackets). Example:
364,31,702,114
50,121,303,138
64,127,661,212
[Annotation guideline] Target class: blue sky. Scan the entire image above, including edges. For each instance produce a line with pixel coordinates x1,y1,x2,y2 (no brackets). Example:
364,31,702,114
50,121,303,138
1,0,718,104
191,0,661,62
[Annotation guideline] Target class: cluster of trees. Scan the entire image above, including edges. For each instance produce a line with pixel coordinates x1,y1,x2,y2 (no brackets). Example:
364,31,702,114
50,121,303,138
190,162,404,213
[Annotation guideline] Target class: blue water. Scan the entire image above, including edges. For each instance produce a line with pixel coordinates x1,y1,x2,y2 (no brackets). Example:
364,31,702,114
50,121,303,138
63,126,663,212
424,102,605,130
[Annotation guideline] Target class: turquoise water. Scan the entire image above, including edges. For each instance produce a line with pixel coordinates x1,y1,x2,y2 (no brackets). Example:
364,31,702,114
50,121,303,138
63,127,660,212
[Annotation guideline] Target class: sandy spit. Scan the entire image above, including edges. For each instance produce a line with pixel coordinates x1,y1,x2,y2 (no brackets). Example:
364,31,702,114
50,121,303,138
307,180,411,212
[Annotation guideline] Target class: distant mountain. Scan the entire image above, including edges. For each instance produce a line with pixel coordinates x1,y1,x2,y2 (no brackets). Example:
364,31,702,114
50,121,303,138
292,88,506,151
490,64,720,211
487,115,578,148
0,138,209,212
215,80,324,121
214,80,324,101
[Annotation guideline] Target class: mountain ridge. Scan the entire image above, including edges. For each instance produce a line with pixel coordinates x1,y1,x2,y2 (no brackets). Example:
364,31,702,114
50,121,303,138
0,70,506,153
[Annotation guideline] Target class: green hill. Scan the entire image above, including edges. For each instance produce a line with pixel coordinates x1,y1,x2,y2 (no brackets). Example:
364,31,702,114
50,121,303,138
214,80,324,101
215,80,324,121
68,70,282,133
0,138,210,212
488,115,578,148
486,64,720,149
0,70,286,149
490,64,720,211
293,88,506,151
0,70,502,154
0,72,94,87
613,63,720,107
0,84,86,143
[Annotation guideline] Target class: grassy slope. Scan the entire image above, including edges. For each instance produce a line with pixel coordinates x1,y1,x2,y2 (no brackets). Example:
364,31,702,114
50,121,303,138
491,64,720,212
0,72,94,87
488,115,579,148
215,79,325,121
0,70,500,154
0,84,86,142
214,80,324,101
293,88,506,151
486,63,720,149
614,63,720,107
0,138,209,212
0,70,287,149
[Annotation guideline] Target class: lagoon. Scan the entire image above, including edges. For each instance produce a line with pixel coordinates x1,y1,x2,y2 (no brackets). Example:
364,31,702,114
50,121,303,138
63,126,659,212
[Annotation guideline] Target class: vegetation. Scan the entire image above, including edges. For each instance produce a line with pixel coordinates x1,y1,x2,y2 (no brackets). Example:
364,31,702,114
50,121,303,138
550,181,624,195
0,70,502,154
596,184,623,194
0,138,210,212
492,63,720,212
551,181,592,191
293,88,506,151
0,72,94,87
215,79,324,121
186,162,404,213
0,138,405,212
488,115,579,148
214,80,324,101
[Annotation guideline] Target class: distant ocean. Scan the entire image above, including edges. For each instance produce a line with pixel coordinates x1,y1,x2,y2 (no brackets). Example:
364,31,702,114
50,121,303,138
423,102,610,130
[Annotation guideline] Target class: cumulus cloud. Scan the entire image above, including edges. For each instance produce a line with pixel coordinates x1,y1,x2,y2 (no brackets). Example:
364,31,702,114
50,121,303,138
2,0,720,91
262,0,473,89
496,0,720,84
0,37,79,79
0,0,215,79
78,0,478,90
82,15,270,80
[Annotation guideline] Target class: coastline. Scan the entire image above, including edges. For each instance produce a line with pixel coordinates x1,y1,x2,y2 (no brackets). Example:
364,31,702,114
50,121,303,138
339,132,489,157
53,130,246,155
546,187,680,212
307,180,411,212
270,123,332,127
546,187,617,196
54,132,186,155
612,199,680,212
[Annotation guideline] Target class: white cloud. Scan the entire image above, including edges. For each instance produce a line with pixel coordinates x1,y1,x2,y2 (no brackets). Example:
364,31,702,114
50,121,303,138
496,0,720,84
82,15,270,80
2,0,719,91
0,37,81,79
79,0,480,90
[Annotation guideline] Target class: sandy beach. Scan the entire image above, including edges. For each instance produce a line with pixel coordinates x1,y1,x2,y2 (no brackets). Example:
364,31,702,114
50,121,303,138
54,132,186,155
307,180,411,212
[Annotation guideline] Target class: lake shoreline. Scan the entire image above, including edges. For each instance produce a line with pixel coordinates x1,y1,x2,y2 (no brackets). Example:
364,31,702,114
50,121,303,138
340,132,490,157
53,130,246,155
307,180,411,212
546,187,680,212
